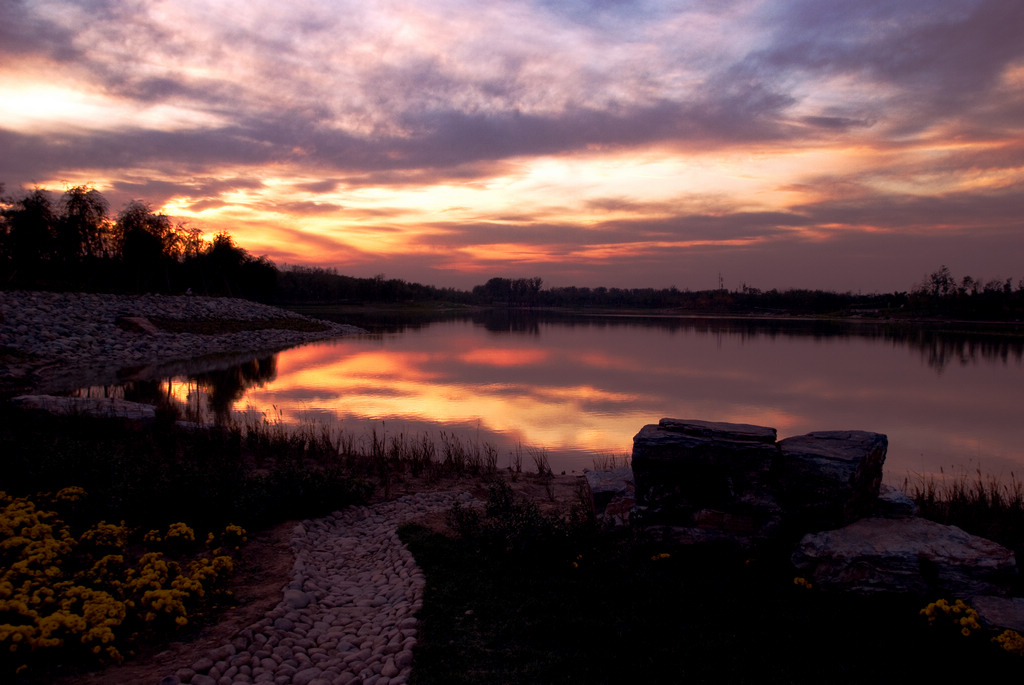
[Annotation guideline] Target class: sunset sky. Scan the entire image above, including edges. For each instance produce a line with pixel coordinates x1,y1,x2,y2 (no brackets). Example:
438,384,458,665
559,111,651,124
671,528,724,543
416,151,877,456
3,0,1023,292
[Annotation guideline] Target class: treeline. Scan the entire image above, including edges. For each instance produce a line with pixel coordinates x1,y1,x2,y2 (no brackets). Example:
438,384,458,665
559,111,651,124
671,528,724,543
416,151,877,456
463,272,1024,320
276,272,901,317
905,265,1024,320
5,186,1023,321
1,186,276,300
275,265,472,305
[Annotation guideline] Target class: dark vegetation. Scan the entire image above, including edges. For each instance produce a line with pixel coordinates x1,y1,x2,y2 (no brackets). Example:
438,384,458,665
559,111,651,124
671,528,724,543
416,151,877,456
4,186,1024,321
0,404,372,531
400,479,1022,684
0,186,276,301
906,469,1024,569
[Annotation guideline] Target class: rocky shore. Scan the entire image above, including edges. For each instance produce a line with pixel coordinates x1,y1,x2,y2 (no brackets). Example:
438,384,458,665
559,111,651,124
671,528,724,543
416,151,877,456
3,291,474,685
0,290,364,394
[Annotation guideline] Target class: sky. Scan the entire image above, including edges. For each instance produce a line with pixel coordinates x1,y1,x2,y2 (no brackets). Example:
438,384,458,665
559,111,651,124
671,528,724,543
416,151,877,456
2,0,1023,293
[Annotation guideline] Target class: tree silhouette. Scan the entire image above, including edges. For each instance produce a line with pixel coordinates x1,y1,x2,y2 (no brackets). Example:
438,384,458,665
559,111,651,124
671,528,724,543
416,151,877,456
117,200,176,292
58,185,110,261
2,189,57,279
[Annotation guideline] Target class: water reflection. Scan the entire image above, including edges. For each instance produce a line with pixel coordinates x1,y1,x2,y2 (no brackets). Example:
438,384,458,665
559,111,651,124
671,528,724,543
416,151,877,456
316,311,1024,372
76,355,278,423
73,315,1024,481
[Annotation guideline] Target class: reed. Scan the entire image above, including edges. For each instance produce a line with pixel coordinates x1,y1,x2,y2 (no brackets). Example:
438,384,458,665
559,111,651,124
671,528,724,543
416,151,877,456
903,466,1024,558
0,403,563,532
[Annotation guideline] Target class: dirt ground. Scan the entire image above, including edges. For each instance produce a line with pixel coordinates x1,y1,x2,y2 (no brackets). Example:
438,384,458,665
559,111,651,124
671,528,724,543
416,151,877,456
48,473,586,685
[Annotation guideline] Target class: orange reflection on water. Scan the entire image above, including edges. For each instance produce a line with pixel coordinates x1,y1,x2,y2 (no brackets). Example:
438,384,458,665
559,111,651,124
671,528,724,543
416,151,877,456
222,338,648,458
459,347,550,366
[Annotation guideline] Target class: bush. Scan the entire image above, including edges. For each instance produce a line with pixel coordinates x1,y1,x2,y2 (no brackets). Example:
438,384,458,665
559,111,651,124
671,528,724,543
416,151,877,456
446,479,590,557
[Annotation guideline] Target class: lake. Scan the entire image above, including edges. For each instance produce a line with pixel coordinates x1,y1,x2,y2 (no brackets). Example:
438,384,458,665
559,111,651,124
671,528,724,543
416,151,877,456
76,313,1024,485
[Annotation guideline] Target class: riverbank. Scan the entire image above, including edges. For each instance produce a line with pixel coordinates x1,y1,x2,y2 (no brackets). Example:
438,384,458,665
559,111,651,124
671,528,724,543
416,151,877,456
1,401,584,684
0,291,365,396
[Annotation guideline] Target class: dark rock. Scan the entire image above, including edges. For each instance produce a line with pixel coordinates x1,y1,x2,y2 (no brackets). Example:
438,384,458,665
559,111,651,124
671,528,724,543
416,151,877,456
971,596,1024,632
658,418,778,443
191,656,215,674
584,467,634,525
777,430,887,530
792,517,1017,596
872,483,917,518
283,589,315,609
116,315,161,334
632,419,781,546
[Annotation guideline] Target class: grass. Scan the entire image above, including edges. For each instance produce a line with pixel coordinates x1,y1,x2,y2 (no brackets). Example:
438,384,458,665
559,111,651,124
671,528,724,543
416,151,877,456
0,401,530,533
903,467,1024,567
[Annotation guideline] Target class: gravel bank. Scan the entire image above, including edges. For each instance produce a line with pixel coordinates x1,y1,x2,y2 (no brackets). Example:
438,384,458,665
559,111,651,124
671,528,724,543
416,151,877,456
0,290,364,393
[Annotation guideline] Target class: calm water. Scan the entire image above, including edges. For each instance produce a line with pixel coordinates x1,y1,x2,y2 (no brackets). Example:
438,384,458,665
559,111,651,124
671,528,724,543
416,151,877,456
78,314,1024,484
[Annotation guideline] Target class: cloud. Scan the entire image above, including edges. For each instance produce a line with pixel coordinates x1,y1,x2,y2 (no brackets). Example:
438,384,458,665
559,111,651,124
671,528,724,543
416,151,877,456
0,0,83,61
2,0,1022,292
750,0,1024,134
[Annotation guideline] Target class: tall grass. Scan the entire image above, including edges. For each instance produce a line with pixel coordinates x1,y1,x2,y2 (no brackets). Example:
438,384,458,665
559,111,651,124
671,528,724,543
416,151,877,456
902,466,1024,561
0,403,552,532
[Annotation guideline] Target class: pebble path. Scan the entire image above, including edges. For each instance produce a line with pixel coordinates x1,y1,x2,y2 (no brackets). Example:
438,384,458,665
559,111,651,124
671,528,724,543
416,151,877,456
161,491,477,685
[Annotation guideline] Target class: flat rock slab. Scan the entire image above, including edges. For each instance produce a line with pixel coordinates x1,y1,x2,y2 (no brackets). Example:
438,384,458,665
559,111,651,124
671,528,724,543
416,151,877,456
13,394,158,419
793,517,1017,597
658,418,778,444
971,596,1024,632
632,421,780,471
778,431,888,482
116,315,162,334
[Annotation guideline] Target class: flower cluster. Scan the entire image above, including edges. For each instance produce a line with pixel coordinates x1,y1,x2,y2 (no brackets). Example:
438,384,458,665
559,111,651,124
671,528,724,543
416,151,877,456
0,489,246,678
920,598,981,637
207,523,248,552
993,629,1024,656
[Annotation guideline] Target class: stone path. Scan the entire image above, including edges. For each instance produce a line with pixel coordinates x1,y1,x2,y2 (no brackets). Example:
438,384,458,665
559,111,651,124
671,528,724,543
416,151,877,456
162,491,477,685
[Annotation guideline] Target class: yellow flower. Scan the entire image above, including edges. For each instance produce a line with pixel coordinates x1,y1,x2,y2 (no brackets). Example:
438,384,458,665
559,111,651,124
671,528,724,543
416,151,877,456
993,629,1024,656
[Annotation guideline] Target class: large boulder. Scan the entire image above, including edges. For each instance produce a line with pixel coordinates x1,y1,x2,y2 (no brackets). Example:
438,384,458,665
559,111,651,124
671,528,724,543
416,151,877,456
632,419,782,547
792,517,1017,597
777,430,887,531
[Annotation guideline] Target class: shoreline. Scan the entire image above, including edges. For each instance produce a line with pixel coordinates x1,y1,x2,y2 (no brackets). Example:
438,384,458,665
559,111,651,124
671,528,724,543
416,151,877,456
0,290,365,396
